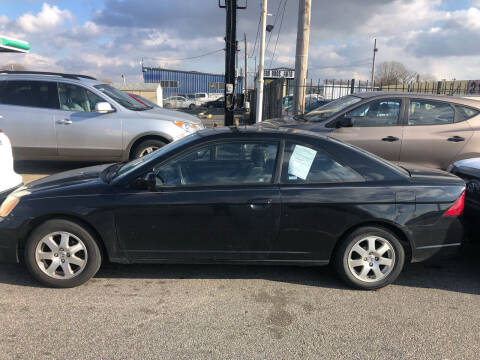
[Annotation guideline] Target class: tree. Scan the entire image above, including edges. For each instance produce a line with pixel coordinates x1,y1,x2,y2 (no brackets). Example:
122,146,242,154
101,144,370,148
1,63,27,71
375,61,417,85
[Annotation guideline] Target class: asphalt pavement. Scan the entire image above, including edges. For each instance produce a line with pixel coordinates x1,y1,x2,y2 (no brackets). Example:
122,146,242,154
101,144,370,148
0,248,478,359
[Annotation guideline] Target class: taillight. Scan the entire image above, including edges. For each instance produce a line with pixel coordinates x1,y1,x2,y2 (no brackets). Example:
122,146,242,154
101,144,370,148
443,191,465,217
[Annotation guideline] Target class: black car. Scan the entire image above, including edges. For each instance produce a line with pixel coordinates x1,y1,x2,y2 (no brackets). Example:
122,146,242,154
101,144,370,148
205,96,224,109
0,127,465,289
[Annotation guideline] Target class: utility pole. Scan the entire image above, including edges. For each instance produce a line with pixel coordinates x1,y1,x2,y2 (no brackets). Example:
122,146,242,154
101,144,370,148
293,0,312,116
256,0,267,123
219,0,247,126
244,33,248,92
370,38,378,89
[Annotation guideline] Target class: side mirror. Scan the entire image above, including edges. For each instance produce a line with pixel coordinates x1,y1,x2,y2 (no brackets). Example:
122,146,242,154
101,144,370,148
95,102,114,113
146,172,157,191
336,116,353,128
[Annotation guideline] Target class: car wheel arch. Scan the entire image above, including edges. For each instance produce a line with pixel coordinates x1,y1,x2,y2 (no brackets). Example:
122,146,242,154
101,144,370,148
331,221,413,263
126,133,172,160
19,214,109,264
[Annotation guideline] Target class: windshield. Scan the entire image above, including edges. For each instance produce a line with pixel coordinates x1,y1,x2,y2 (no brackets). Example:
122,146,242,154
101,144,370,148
94,84,151,111
303,95,361,122
134,94,158,108
110,133,200,180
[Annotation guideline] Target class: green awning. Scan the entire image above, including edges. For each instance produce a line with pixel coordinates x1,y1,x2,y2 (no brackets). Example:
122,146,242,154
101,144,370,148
0,36,30,53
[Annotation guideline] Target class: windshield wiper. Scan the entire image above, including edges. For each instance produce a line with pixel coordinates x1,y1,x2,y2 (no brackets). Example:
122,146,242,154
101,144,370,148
136,105,154,111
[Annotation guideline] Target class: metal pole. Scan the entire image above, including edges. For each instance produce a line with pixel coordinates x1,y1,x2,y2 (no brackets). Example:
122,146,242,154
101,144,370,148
256,0,267,123
370,38,377,90
244,33,248,92
293,0,312,116
223,0,238,126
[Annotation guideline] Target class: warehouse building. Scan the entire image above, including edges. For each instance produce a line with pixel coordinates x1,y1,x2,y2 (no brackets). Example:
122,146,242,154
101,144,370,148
142,67,244,98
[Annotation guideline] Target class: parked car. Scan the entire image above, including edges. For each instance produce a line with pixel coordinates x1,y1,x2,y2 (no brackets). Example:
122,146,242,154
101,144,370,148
127,93,160,108
163,96,197,109
0,71,203,161
205,96,225,109
0,129,22,201
0,127,465,289
282,95,328,114
448,158,480,241
267,92,480,170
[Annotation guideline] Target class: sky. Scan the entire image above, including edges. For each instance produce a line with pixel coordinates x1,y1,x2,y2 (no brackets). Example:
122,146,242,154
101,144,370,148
2,0,480,84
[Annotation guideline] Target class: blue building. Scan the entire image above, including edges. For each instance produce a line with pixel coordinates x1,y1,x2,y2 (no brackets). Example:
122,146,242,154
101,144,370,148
142,67,244,98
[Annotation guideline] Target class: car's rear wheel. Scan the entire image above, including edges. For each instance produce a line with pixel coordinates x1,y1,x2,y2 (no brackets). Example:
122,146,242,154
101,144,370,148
131,139,167,159
334,226,405,290
189,104,196,110
24,219,102,288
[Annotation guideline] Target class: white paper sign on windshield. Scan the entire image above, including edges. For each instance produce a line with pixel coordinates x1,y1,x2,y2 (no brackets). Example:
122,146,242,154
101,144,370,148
288,145,317,180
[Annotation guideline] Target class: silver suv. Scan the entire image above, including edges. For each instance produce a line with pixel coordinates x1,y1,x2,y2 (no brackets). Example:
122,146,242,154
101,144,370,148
0,71,204,161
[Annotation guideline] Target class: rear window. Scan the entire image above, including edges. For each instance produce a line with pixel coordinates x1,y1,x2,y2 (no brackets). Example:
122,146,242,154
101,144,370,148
0,80,59,109
455,105,480,122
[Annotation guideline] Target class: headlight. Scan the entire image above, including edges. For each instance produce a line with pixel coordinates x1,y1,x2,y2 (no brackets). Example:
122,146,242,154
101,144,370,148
0,195,19,217
174,121,199,133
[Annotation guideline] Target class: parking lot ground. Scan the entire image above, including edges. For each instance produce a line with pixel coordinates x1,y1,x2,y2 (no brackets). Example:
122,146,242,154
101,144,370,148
0,247,478,359
5,159,479,359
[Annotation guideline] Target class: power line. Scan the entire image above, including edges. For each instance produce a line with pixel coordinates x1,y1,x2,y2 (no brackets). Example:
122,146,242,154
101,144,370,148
266,0,285,56
269,0,287,68
143,48,224,63
251,11,262,57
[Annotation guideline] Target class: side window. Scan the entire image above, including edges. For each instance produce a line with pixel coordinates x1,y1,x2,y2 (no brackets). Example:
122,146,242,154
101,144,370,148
155,141,278,186
455,105,480,122
282,142,363,184
408,100,454,125
58,83,105,112
345,99,401,127
0,81,59,109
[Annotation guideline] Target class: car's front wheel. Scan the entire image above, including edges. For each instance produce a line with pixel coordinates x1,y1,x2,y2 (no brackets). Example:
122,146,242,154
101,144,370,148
334,226,405,290
24,219,102,288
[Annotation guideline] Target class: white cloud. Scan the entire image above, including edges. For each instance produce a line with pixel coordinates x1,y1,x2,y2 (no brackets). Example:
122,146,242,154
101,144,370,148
17,3,73,33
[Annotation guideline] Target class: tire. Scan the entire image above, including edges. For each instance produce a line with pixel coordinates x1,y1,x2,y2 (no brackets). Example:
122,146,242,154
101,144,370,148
334,226,405,290
207,104,214,110
189,104,196,110
24,219,102,288
164,103,171,108
131,139,167,159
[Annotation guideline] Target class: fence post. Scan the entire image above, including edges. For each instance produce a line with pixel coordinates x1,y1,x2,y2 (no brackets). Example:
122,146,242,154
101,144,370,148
350,79,355,94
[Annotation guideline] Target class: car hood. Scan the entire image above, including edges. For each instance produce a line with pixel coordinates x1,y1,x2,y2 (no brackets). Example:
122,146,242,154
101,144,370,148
136,108,202,125
22,164,111,194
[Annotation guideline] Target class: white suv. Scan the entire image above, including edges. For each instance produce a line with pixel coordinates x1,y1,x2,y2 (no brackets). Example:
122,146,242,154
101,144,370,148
0,129,22,197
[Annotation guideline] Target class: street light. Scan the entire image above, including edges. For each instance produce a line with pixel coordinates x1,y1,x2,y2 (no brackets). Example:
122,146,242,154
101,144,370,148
0,36,30,53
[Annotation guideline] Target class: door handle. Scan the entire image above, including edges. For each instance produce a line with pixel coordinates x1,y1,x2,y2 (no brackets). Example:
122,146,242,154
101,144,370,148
381,136,399,142
447,136,465,142
249,199,272,210
56,119,72,125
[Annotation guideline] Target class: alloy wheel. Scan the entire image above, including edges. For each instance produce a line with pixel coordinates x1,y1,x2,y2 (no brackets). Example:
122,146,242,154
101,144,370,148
35,231,88,280
139,146,158,157
347,235,395,283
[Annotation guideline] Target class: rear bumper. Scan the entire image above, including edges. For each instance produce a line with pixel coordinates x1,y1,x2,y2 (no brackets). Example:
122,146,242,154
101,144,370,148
410,216,464,262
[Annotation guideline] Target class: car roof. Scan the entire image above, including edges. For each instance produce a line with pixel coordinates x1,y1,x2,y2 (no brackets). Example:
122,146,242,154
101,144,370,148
194,124,328,141
352,91,480,107
0,71,105,86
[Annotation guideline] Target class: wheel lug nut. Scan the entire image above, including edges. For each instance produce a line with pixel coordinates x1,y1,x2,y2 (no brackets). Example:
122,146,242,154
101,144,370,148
369,263,373,267
61,259,65,263
364,258,367,261
375,257,379,261
59,248,64,251
54,253,58,257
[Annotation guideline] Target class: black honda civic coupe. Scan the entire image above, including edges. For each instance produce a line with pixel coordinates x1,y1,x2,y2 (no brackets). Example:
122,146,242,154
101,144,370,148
0,127,465,289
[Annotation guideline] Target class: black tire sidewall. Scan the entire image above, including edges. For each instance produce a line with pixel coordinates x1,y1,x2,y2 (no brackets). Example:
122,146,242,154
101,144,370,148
132,139,166,159
24,219,102,288
334,226,405,290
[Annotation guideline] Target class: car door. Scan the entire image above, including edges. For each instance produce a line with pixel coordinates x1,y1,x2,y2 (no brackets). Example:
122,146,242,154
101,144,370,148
114,139,281,261
55,82,123,160
329,98,404,163
0,80,58,159
276,140,376,262
400,99,473,169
